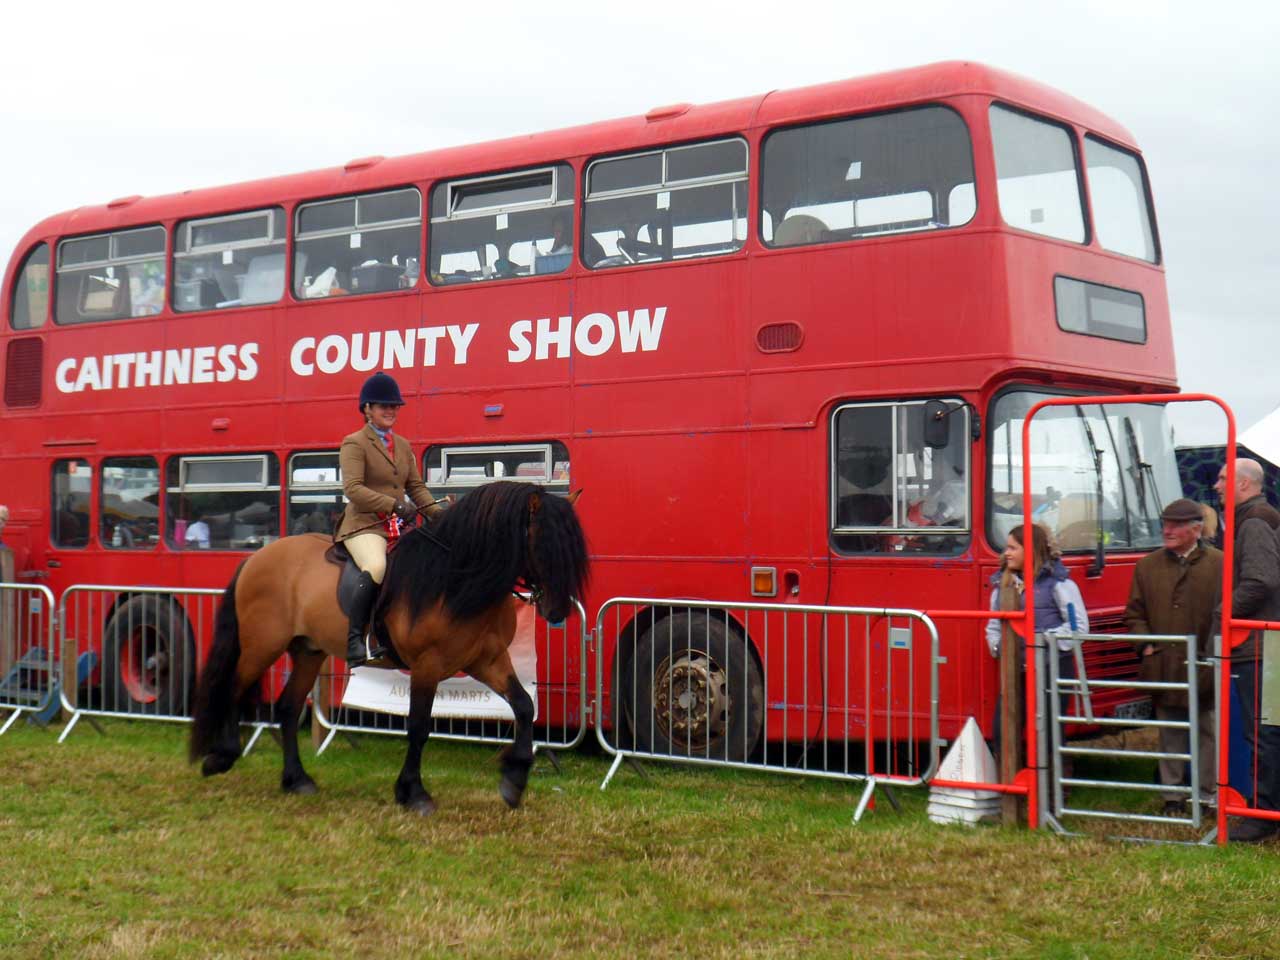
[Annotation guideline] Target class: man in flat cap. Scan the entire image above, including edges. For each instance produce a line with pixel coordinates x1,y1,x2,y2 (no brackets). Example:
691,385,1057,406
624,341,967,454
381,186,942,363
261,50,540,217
1125,498,1223,815
1215,457,1280,841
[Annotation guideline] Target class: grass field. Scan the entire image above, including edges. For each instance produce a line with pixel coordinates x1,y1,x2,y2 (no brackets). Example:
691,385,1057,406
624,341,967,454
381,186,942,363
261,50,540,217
1,719,1278,959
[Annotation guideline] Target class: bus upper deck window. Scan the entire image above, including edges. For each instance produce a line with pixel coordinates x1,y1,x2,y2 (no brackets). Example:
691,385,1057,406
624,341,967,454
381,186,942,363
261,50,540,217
55,226,166,325
428,165,575,285
174,208,286,312
584,141,746,269
294,189,422,300
990,105,1086,244
10,243,50,330
761,107,974,248
1085,136,1158,263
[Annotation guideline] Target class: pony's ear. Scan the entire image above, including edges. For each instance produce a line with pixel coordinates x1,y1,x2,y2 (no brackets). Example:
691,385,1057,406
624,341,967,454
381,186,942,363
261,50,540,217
567,488,584,506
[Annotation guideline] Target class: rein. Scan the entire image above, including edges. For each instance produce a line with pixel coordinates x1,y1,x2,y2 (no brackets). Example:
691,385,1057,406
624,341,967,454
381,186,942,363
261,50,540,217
339,498,451,543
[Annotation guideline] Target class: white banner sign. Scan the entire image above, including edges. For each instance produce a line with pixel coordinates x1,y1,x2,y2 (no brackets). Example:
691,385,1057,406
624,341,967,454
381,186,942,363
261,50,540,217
341,600,538,721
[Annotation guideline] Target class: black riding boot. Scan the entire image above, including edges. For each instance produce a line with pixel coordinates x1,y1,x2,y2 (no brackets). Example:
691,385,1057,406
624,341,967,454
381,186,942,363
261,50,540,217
345,571,381,667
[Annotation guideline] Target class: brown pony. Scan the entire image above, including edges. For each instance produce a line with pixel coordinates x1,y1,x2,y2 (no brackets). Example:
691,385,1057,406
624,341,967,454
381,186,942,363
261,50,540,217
189,481,588,815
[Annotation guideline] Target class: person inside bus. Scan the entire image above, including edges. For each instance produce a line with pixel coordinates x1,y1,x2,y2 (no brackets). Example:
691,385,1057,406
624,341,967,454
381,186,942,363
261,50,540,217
335,371,445,667
112,519,136,548
986,523,1089,774
0,503,8,546
184,515,211,549
291,506,334,536
532,213,573,275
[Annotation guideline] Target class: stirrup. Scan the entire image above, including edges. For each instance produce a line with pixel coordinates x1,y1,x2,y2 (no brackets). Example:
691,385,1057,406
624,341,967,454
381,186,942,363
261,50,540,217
347,636,388,668
346,635,371,667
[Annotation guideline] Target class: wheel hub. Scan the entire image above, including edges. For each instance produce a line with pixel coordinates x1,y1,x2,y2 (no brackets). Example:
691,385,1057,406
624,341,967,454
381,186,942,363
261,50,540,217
123,628,165,702
653,651,731,749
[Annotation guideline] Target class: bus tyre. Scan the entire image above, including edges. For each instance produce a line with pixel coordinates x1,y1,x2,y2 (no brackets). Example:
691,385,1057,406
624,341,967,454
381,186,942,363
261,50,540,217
627,612,764,762
101,596,195,716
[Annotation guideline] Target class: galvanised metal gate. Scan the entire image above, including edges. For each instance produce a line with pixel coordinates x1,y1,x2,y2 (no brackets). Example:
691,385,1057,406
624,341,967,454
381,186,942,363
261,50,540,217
57,584,283,750
0,583,58,736
593,597,941,818
1043,632,1215,841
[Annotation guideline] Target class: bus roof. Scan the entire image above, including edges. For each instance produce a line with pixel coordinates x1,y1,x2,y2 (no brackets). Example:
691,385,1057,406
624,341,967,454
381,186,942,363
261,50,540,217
16,60,1138,253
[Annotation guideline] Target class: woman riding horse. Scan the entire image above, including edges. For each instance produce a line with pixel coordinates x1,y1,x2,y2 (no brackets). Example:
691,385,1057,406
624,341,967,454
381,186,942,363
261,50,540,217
189,480,589,814
338,371,443,666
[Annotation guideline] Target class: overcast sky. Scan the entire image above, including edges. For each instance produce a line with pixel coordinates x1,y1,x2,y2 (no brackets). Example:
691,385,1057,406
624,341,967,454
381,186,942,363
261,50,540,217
2,0,1274,446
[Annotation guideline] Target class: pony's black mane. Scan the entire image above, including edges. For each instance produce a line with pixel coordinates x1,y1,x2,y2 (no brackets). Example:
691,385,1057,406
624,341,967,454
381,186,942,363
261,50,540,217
379,481,589,623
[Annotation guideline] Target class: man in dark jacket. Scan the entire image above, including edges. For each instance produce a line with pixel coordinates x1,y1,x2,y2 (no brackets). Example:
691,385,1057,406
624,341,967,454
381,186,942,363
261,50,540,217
1215,458,1280,842
1125,498,1223,815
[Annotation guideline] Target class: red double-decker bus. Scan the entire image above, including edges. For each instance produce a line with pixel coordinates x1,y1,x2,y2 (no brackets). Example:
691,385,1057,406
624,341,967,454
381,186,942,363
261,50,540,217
1,61,1176,752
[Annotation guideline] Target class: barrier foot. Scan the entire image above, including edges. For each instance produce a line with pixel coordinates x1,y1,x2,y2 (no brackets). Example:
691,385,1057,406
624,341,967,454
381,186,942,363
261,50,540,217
315,727,338,756
600,752,626,791
882,785,903,814
241,723,268,756
538,749,563,775
852,779,877,823
57,711,84,744
0,708,22,738
1043,811,1070,836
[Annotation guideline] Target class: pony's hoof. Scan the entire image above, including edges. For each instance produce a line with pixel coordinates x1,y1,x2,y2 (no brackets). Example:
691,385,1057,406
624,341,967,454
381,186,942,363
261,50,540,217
499,779,524,809
201,752,236,777
405,797,437,817
284,777,318,795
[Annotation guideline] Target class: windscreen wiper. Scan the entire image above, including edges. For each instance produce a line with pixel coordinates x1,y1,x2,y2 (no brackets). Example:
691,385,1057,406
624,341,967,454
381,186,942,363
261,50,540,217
1074,406,1107,577
1101,411,1132,548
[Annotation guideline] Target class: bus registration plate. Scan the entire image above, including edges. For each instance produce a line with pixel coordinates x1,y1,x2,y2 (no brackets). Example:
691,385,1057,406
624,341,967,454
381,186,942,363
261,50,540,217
1111,699,1152,721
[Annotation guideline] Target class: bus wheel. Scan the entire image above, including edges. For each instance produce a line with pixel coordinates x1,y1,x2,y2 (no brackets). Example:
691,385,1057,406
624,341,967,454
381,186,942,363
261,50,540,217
101,596,194,716
627,612,764,761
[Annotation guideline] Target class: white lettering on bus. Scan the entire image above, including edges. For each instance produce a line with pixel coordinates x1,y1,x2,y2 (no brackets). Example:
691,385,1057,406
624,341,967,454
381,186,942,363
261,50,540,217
447,324,477,364
192,346,217,384
289,324,480,377
136,350,162,386
418,327,447,367
165,349,191,385
575,312,615,357
50,304,665,393
55,343,260,393
238,343,259,381
507,307,666,363
536,317,570,360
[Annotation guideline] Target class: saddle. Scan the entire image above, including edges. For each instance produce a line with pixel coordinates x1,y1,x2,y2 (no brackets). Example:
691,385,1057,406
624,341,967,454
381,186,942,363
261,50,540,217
324,541,407,669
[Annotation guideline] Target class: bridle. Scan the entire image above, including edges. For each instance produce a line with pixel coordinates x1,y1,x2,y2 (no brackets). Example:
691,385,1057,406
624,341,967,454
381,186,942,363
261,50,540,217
514,492,546,608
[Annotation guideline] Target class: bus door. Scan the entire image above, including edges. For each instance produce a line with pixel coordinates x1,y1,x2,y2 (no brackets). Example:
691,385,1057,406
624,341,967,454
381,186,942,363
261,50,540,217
824,398,981,755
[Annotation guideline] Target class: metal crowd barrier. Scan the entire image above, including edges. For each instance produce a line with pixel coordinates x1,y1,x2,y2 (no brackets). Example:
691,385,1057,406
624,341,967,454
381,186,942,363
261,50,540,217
1219,619,1280,843
312,597,588,757
57,584,284,749
0,583,58,735
592,598,941,818
1044,632,1213,837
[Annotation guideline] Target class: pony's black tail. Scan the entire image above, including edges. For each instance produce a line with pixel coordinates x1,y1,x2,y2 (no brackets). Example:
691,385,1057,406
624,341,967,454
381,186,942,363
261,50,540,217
189,563,245,766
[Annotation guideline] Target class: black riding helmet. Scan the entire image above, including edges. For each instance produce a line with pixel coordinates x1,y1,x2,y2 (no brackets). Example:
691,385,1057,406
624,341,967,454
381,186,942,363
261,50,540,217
358,371,405,411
